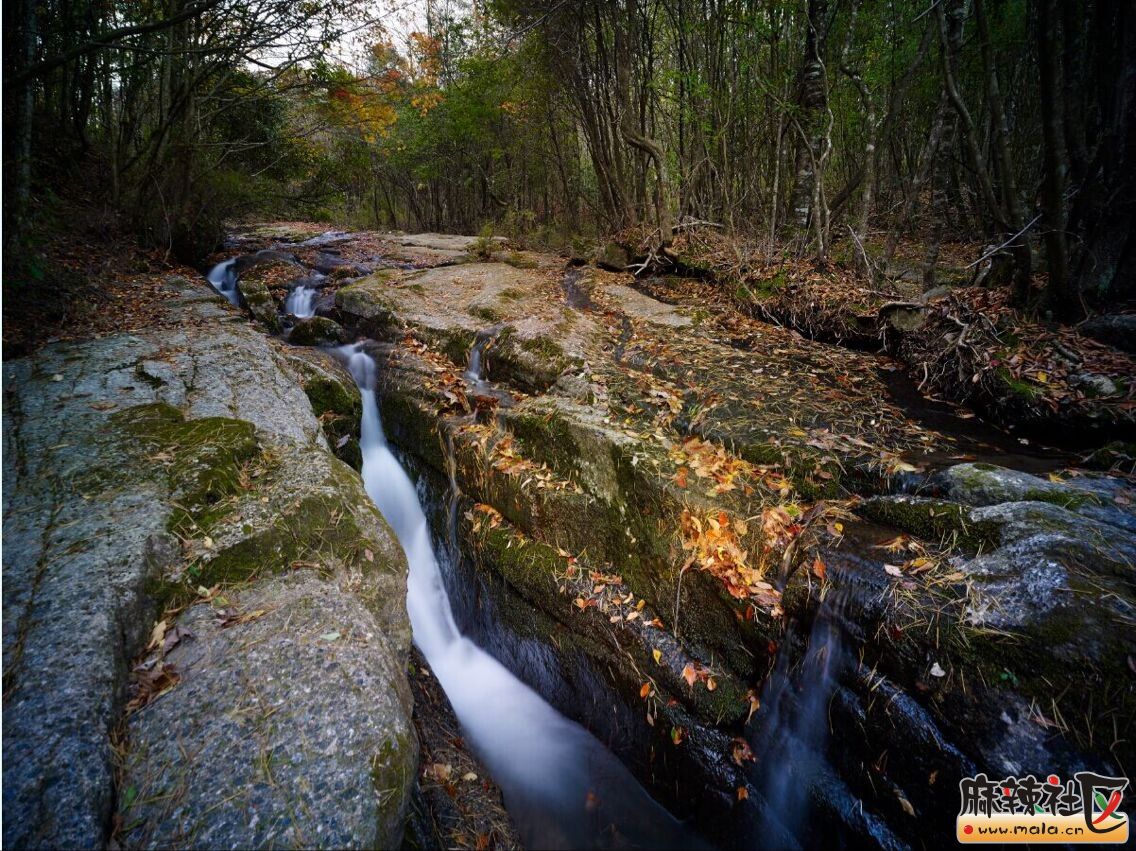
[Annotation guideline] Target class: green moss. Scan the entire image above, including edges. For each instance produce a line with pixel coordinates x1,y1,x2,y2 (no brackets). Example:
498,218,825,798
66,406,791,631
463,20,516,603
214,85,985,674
859,496,1001,552
429,327,477,369
371,729,415,828
288,317,346,347
469,305,504,323
193,482,371,586
502,254,538,271
1021,488,1099,509
112,403,261,538
518,335,564,362
996,367,1044,400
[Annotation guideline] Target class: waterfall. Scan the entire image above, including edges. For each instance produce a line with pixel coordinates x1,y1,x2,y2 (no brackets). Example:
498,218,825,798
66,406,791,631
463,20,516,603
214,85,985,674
751,594,850,847
285,284,316,318
463,330,495,383
337,343,703,850
206,259,240,306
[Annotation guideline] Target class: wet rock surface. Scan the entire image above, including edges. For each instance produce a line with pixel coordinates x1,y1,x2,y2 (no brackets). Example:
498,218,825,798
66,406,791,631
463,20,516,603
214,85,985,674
311,229,1134,848
2,276,415,849
9,224,1133,850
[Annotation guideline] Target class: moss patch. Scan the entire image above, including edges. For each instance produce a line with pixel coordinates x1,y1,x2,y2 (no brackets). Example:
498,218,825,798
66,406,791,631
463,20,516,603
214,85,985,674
858,496,1001,552
112,402,261,538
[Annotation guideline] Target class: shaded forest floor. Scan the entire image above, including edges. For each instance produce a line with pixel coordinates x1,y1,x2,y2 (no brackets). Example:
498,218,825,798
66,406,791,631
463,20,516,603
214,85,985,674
5,212,1134,467
626,226,1135,456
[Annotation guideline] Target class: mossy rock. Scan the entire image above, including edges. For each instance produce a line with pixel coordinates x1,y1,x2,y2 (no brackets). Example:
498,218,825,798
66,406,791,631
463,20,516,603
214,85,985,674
288,316,349,347
283,348,363,470
238,278,281,333
858,495,1001,551
594,242,630,272
111,402,262,538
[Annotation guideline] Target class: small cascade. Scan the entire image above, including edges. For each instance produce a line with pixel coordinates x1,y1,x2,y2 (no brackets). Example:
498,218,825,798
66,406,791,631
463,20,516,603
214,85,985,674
336,343,703,850
463,330,495,383
205,258,240,306
750,594,850,846
292,229,352,247
284,283,316,318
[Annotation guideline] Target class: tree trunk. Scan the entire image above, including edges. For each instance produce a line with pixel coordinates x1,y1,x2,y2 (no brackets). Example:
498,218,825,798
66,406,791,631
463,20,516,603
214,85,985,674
1035,0,1075,318
788,0,829,234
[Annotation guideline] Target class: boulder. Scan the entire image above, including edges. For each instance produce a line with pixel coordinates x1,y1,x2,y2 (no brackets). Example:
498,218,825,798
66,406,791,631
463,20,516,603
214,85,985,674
2,276,415,850
288,315,350,347
238,276,281,333
934,461,1136,533
282,346,363,469
594,241,630,271
1079,313,1136,353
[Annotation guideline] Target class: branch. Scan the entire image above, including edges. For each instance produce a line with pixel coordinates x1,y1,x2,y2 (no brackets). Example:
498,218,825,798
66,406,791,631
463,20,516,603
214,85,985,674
6,0,227,86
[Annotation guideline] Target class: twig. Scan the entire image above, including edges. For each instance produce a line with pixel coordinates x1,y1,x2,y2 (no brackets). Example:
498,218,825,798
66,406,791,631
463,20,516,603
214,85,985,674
964,213,1044,269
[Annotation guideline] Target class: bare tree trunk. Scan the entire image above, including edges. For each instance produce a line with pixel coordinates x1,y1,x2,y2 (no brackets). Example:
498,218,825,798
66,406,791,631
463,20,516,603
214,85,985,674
881,90,948,276
788,0,829,234
1035,0,1074,318
973,0,1034,303
615,7,673,247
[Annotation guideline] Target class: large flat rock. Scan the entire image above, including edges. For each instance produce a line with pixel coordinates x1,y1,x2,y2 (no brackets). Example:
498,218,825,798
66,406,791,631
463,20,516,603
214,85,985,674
2,277,415,849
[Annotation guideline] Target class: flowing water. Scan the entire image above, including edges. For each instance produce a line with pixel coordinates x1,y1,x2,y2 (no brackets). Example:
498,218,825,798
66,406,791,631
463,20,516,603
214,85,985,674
284,283,317,318
205,259,240,306
750,595,849,847
336,343,703,850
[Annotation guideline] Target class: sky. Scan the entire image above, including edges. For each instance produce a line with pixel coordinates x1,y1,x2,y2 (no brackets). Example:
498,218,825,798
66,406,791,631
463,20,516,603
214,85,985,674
321,0,470,72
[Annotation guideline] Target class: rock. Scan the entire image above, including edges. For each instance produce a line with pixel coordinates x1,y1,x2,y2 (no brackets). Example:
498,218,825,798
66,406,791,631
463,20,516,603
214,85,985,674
879,302,925,331
123,572,414,849
934,461,1136,534
282,347,363,469
1079,313,1136,353
1071,371,1119,397
288,315,349,347
2,275,415,849
594,241,630,271
238,276,281,332
382,232,504,254
604,284,692,327
962,500,1136,628
336,263,594,392
233,248,299,275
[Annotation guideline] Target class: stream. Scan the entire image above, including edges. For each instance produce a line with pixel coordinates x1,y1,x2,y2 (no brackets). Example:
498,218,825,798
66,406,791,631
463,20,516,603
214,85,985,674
200,244,1129,851
336,343,704,849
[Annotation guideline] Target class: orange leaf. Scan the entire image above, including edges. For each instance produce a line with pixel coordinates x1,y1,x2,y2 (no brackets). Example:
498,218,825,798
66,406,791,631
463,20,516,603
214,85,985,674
639,682,651,699
682,664,697,687
812,555,826,580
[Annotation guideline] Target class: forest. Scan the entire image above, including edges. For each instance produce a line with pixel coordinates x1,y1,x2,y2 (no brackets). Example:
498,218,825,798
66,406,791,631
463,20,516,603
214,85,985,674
3,2,1135,851
6,0,1134,313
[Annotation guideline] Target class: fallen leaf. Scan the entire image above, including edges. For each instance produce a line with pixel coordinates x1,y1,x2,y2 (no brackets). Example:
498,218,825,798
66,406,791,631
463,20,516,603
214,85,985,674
652,648,663,664
812,555,826,580
321,631,341,642
682,664,697,687
431,763,453,782
929,662,946,678
364,548,374,562
737,786,749,801
147,619,169,651
640,682,651,699
884,564,904,577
